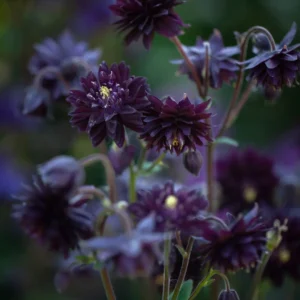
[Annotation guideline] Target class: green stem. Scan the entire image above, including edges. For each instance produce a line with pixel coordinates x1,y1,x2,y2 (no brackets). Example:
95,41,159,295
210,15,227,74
216,26,276,138
249,251,272,300
129,162,137,203
144,153,166,173
100,269,117,300
171,238,195,300
137,146,147,171
162,237,172,300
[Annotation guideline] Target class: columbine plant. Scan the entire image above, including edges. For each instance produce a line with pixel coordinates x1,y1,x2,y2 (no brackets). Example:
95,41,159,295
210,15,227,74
12,1,300,300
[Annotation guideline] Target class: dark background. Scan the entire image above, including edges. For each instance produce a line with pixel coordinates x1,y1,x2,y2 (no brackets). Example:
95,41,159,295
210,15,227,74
0,0,300,299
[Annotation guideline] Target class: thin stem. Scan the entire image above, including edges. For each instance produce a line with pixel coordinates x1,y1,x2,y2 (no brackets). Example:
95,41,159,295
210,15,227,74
162,237,172,300
206,141,214,212
175,231,183,249
97,215,116,300
79,154,117,203
213,270,231,291
129,162,137,203
144,153,166,173
100,270,116,300
170,36,205,98
227,80,256,127
249,251,272,300
171,238,195,300
137,146,147,171
216,26,276,138
189,270,213,300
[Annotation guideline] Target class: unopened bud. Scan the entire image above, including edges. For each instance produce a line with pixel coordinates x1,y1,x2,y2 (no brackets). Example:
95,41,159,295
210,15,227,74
252,33,272,54
183,150,203,176
218,289,240,300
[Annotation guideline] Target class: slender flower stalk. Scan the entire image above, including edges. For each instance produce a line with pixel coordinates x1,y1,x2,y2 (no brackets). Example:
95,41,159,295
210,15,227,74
216,26,276,138
79,154,117,203
129,162,137,203
162,237,172,300
171,237,195,300
249,250,273,300
143,153,166,174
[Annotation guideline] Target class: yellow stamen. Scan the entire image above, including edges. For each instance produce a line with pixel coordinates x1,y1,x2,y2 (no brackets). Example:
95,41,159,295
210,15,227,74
278,248,291,263
172,137,179,147
100,86,110,99
243,186,257,203
165,195,178,209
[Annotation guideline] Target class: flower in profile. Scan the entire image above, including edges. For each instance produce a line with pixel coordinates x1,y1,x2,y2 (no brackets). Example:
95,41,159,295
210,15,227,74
12,158,93,256
183,150,203,176
81,215,166,277
24,31,100,117
197,205,268,272
67,61,150,147
140,94,212,155
129,181,208,233
216,149,279,215
172,30,240,89
263,208,300,286
245,23,300,90
108,144,136,175
109,0,187,49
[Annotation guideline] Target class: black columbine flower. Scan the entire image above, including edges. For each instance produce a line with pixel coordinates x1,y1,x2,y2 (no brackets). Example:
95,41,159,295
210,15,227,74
140,95,212,155
245,23,300,90
129,181,208,233
172,30,240,89
109,0,187,49
263,208,300,286
12,158,93,256
67,61,150,147
197,205,267,272
28,31,100,99
216,149,279,215
81,215,166,277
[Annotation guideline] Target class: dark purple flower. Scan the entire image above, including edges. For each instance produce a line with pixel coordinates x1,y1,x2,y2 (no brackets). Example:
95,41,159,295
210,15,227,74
108,144,136,175
218,289,240,300
129,181,208,233
81,215,166,277
140,95,212,155
245,23,300,90
263,208,300,286
12,162,93,256
197,205,268,272
109,0,187,49
173,30,240,89
28,31,100,100
68,61,150,147
216,149,279,215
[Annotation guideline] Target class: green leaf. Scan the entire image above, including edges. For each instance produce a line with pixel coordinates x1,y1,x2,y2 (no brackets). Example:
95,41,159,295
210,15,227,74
214,137,239,147
169,280,193,300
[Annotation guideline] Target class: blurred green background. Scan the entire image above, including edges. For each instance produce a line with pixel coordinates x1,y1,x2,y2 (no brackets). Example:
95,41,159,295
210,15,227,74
1,0,300,299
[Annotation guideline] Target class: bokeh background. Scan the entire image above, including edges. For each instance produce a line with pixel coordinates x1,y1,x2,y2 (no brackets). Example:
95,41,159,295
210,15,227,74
1,0,300,299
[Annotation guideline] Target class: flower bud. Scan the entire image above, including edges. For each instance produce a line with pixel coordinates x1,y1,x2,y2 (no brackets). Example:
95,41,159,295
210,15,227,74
38,155,85,191
108,145,136,175
252,33,271,54
218,289,240,300
183,150,203,176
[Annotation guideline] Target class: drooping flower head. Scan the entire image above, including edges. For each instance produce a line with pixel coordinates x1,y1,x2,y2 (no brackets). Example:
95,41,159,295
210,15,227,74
12,156,93,256
129,181,208,233
109,0,187,49
197,205,268,272
81,215,166,277
216,149,279,215
68,61,150,147
173,30,240,89
29,31,100,98
140,95,212,155
245,23,300,90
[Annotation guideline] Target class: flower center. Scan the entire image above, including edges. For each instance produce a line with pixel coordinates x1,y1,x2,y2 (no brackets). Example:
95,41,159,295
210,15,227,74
243,186,257,203
100,86,111,99
165,195,178,209
278,248,290,263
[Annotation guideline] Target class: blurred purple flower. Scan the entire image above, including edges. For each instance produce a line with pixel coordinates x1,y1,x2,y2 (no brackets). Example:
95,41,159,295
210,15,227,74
72,0,112,35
